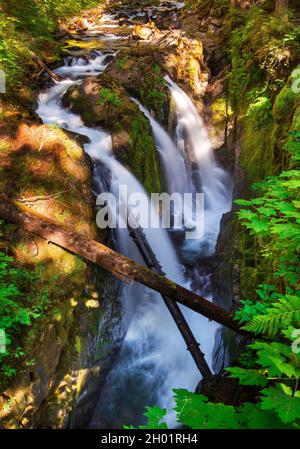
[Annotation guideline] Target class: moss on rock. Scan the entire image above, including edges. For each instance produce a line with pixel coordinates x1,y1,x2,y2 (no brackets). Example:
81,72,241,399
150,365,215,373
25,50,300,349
107,51,169,123
63,74,161,193
0,119,103,428
273,84,297,124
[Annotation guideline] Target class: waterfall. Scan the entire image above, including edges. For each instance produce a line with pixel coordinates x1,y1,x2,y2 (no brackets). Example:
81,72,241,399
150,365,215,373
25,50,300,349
165,75,233,262
36,53,217,429
132,99,193,196
134,79,233,264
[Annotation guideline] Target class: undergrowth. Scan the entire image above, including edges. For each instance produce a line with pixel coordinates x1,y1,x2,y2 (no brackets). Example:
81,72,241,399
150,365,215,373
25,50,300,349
0,0,100,92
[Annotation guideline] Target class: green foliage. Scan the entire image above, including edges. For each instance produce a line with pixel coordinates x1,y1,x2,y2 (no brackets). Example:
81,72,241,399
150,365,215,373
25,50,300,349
226,6,300,110
124,406,168,429
185,0,228,10
129,110,300,430
235,126,300,335
260,383,300,424
0,0,99,89
226,112,300,428
226,367,267,387
246,96,273,129
273,85,297,123
244,295,300,335
200,0,300,193
0,14,23,80
251,341,300,378
128,384,289,429
116,56,129,70
129,336,300,428
174,389,239,429
139,64,167,118
98,88,122,107
0,246,51,383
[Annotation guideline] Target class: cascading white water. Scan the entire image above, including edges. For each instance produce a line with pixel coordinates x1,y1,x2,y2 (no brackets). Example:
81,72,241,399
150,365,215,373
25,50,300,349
36,52,218,428
132,98,198,233
133,99,193,197
165,76,233,262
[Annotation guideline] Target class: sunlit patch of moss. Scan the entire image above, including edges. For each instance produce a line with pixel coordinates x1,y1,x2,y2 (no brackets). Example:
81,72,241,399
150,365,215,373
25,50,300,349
273,84,297,123
211,97,233,134
0,140,11,154
126,112,161,194
212,98,233,121
75,336,81,354
240,96,274,181
48,126,83,160
65,39,103,50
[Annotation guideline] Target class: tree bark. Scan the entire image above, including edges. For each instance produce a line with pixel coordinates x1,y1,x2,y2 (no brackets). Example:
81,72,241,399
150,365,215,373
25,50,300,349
275,0,289,20
0,193,246,335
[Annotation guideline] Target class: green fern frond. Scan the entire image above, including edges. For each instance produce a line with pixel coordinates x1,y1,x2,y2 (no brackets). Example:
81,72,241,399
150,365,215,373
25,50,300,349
243,296,300,335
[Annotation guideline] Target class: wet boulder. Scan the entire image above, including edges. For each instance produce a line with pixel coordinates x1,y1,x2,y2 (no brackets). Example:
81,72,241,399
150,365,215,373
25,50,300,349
131,23,161,40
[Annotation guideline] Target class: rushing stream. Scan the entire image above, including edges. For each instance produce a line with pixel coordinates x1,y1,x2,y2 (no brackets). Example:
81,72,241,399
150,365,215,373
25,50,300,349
36,2,233,429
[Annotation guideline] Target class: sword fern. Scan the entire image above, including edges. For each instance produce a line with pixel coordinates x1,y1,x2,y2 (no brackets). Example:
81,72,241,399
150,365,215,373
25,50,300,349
243,295,300,335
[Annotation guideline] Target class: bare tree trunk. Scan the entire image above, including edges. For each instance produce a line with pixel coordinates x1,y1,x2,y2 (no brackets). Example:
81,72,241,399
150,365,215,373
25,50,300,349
0,193,246,335
275,0,289,20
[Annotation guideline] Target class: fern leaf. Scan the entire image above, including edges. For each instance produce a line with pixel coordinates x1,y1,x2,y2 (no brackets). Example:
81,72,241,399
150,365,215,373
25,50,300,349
243,296,300,336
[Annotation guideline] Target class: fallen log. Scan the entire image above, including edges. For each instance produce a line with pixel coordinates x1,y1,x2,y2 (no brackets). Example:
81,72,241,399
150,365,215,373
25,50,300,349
0,193,244,335
29,51,63,83
129,221,213,379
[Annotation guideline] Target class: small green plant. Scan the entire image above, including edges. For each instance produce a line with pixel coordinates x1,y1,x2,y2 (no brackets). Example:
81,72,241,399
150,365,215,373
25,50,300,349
98,88,122,107
0,252,31,339
139,65,167,118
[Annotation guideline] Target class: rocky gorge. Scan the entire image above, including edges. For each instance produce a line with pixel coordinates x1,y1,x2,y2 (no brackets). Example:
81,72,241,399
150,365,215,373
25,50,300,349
0,0,299,429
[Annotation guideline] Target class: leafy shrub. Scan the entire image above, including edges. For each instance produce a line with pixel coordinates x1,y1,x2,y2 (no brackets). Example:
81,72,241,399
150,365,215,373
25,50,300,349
0,252,30,338
226,7,300,110
0,247,51,384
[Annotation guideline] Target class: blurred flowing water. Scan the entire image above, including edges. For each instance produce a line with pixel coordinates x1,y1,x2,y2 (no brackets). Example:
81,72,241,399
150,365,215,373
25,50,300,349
36,3,232,428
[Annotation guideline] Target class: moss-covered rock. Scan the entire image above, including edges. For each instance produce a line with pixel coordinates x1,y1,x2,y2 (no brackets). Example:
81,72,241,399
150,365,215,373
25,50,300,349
63,74,161,193
0,120,106,428
239,96,275,182
273,84,297,124
107,51,169,123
